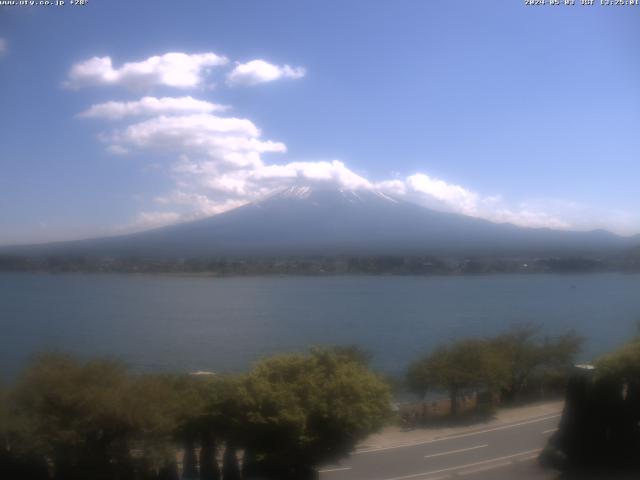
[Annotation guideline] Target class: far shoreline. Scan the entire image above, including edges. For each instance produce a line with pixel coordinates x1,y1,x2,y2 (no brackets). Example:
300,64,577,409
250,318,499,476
2,269,640,279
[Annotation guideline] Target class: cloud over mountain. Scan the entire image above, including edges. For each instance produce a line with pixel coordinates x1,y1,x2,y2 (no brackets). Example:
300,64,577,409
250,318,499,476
107,113,286,167
69,49,619,233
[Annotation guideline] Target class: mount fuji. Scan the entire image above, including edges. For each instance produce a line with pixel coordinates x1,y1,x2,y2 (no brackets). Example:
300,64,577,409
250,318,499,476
3,186,637,258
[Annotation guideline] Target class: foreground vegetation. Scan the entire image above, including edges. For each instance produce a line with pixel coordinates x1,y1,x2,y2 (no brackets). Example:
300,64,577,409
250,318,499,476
405,325,583,420
0,327,588,479
0,348,391,480
542,336,640,475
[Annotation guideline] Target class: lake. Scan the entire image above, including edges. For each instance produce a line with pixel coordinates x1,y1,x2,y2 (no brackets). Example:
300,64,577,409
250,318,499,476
1,272,639,380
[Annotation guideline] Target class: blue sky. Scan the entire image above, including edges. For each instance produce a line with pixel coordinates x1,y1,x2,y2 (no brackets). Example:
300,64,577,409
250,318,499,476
1,0,639,245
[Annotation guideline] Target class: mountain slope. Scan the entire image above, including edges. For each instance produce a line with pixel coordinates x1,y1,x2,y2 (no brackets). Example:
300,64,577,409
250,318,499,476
3,186,636,258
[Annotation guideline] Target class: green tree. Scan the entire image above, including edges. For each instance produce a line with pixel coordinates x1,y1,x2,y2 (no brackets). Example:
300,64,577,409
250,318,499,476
201,375,249,479
491,325,543,402
10,353,136,480
405,356,432,423
491,326,583,402
236,348,391,479
323,345,373,367
542,331,583,370
596,337,640,381
406,359,430,400
9,354,187,480
407,339,508,416
155,374,219,480
543,338,640,471
595,337,640,455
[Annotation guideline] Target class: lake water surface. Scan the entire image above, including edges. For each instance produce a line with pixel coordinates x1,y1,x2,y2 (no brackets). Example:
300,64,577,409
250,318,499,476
1,272,639,379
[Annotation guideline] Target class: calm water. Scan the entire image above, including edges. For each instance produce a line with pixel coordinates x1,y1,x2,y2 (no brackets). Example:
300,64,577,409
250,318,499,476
1,272,639,379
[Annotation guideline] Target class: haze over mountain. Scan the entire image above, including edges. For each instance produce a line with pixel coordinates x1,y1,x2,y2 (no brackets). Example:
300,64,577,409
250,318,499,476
3,186,638,259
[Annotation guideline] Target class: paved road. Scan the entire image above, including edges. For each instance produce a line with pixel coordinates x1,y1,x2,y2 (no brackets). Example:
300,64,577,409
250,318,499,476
319,413,561,480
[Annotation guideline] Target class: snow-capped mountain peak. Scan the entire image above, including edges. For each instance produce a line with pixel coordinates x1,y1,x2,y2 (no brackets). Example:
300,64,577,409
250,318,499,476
4,184,633,258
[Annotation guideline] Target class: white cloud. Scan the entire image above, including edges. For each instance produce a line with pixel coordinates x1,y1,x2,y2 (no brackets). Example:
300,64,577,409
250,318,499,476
65,52,228,90
372,173,571,230
254,161,372,190
167,156,372,202
0,38,6,56
108,113,286,168
106,144,129,155
67,49,633,234
157,156,574,232
117,134,631,233
490,199,640,234
134,211,182,229
481,204,571,230
156,191,247,217
97,104,575,231
405,173,480,216
79,96,228,119
227,59,306,86
374,180,407,197
87,103,600,232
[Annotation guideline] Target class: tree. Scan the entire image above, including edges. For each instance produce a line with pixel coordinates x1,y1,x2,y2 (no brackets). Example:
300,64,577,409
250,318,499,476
201,376,249,479
541,338,640,472
9,353,138,480
596,337,640,382
490,325,544,402
221,443,241,480
594,338,640,465
156,374,221,480
406,359,430,400
198,431,220,480
542,331,583,370
0,380,8,455
9,353,188,480
491,326,583,402
407,339,508,416
236,348,391,479
406,357,432,423
5,348,391,480
323,345,373,367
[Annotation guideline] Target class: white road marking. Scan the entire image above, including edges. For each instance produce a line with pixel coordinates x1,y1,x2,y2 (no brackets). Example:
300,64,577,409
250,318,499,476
458,460,512,475
459,450,541,475
515,453,541,462
355,413,560,455
318,466,353,473
542,428,557,434
380,448,542,480
432,415,560,443
423,444,488,459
